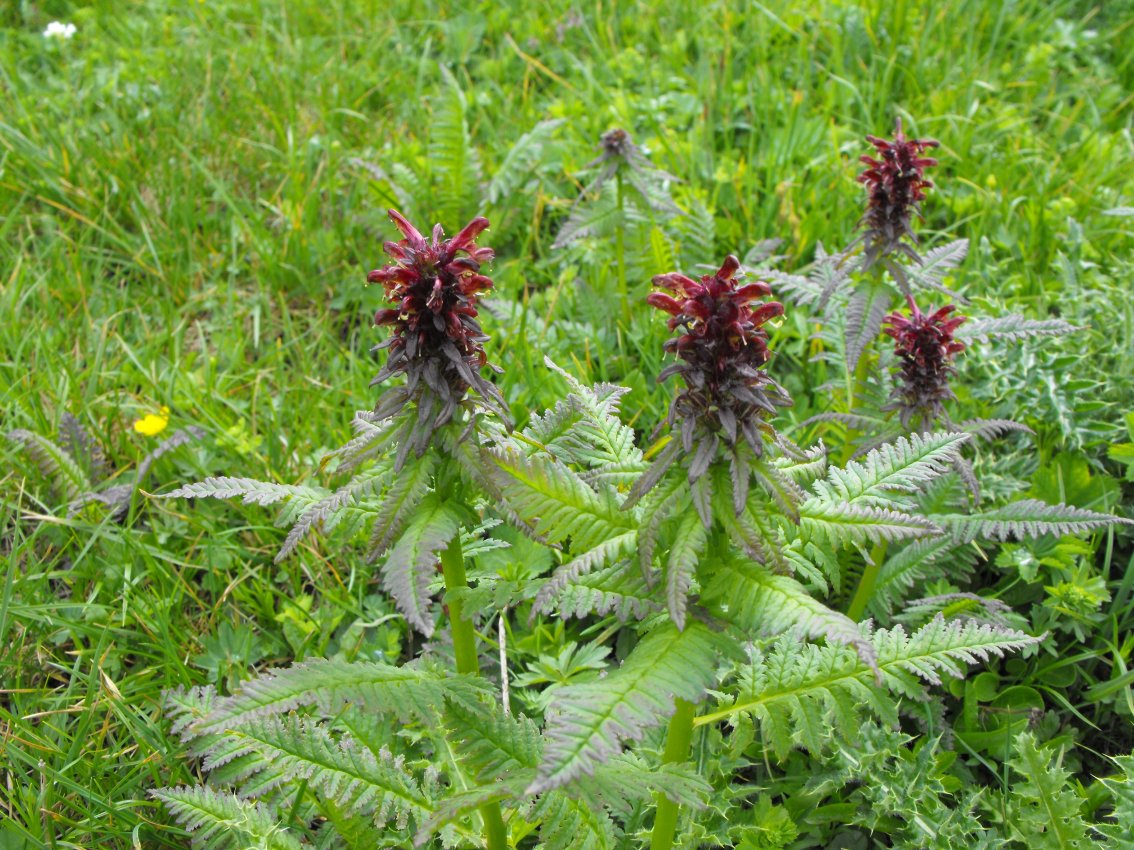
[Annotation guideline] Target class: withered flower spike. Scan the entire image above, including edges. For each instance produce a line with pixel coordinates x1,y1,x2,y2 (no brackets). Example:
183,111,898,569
883,295,966,428
649,255,791,482
365,209,507,460
856,117,939,269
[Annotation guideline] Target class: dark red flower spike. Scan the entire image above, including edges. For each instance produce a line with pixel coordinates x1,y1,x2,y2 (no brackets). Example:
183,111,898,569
883,295,967,428
366,209,507,463
648,255,791,470
857,118,939,268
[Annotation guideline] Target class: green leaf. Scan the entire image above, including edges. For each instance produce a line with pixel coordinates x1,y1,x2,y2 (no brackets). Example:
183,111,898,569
152,786,305,850
1007,732,1092,849
380,494,463,636
531,621,727,793
666,509,707,630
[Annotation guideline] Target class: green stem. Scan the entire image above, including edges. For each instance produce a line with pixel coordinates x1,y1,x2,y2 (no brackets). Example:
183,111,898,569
845,540,888,622
439,534,509,850
840,350,872,465
615,170,629,325
649,698,697,850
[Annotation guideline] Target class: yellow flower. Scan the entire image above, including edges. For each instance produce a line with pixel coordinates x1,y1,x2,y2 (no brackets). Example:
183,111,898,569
134,406,170,437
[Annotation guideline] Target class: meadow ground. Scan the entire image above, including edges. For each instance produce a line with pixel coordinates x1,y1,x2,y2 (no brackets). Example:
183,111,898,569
1,0,1132,846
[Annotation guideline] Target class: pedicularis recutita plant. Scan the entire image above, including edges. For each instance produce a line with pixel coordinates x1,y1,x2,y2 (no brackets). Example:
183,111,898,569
152,125,1130,850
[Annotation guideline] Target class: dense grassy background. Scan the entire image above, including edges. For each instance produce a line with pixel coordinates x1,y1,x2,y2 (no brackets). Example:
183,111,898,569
1,0,1132,846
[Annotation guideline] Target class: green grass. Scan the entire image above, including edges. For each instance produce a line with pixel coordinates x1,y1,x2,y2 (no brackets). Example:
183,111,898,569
1,0,1132,846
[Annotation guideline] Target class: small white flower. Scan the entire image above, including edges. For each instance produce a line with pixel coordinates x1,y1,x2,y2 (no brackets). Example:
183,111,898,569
43,21,77,40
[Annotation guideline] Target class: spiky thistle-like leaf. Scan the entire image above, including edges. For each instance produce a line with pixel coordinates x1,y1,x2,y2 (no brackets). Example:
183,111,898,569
152,786,305,850
530,620,727,794
1007,732,1092,849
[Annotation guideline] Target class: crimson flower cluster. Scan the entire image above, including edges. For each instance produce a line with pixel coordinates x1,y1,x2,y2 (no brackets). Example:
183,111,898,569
883,296,967,428
366,210,506,457
857,118,939,268
647,255,791,473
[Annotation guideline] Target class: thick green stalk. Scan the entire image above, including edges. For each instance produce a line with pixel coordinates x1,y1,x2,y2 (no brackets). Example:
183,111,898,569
615,170,629,325
840,348,873,465
439,534,509,850
649,698,697,850
845,540,888,622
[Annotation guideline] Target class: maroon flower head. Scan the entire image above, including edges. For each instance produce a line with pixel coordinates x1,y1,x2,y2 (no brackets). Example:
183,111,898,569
366,210,506,454
648,255,791,465
857,118,939,267
883,295,966,428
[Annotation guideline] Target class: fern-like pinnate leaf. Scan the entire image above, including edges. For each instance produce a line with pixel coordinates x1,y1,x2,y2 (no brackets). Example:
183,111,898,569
192,658,484,736
937,499,1129,543
703,559,876,669
531,621,726,794
379,494,463,636
1007,732,1092,849
799,501,939,548
8,429,92,502
365,452,437,560
533,531,639,615
152,786,305,850
809,431,970,507
666,510,706,630
844,278,891,371
161,476,330,509
696,618,1040,759
487,446,633,550
220,716,431,830
277,463,392,561
431,67,481,224
905,238,968,293
957,315,1079,344
550,560,661,621
794,432,967,549
535,359,644,473
485,119,564,206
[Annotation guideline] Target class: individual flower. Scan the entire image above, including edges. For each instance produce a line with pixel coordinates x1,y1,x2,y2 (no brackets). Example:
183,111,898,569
134,406,170,437
856,118,939,267
883,296,966,428
647,255,791,472
366,209,506,458
43,21,77,40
